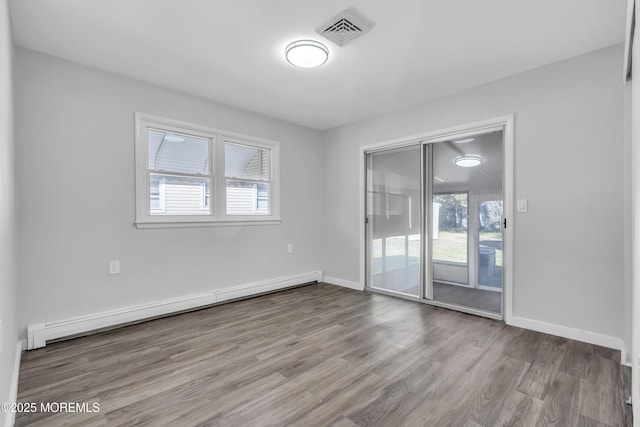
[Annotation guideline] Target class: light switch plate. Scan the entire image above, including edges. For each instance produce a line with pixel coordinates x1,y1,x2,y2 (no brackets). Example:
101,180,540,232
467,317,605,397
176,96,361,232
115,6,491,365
109,260,120,275
517,199,528,212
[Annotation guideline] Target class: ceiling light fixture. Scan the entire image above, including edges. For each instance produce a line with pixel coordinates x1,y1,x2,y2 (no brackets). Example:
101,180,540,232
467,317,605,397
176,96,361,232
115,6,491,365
454,138,474,144
165,135,185,143
455,155,483,168
285,40,329,68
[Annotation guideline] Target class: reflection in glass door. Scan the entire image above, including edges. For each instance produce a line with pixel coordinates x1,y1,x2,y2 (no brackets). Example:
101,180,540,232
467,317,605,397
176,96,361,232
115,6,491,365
478,198,503,290
364,126,506,319
365,146,421,297
429,130,504,315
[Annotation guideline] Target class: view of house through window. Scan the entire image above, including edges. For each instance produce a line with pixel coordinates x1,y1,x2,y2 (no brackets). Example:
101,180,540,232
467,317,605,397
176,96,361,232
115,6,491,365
225,142,271,215
135,114,280,226
147,128,211,216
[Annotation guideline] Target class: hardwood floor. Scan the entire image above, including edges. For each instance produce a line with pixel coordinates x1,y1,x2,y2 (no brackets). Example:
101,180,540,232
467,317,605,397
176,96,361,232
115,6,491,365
16,283,631,426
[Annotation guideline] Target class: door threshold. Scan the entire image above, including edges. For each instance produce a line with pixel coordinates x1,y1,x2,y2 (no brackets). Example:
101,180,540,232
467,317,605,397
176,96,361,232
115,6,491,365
366,287,503,321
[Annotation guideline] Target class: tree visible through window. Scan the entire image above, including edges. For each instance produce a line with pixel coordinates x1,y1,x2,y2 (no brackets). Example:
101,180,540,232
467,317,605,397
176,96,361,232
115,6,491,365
433,193,468,264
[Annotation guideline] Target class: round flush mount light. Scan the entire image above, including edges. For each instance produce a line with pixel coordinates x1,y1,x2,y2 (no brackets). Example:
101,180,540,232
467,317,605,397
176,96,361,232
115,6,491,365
285,40,329,68
455,155,483,167
454,138,474,144
165,134,184,143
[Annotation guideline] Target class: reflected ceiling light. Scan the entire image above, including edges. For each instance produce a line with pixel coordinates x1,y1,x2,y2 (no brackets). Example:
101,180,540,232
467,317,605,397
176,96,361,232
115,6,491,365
165,135,184,143
454,138,474,144
285,40,329,68
455,155,482,167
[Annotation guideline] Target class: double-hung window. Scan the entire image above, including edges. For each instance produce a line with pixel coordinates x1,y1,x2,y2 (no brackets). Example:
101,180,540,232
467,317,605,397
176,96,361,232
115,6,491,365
135,113,280,228
224,139,272,216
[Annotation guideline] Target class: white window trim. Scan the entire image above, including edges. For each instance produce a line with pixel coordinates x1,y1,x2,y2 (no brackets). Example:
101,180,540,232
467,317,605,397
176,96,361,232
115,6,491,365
200,181,209,212
134,113,281,228
150,177,166,214
221,136,278,220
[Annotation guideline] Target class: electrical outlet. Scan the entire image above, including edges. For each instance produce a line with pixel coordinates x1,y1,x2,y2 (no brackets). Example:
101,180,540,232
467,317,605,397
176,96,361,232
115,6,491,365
287,244,293,254
109,260,120,275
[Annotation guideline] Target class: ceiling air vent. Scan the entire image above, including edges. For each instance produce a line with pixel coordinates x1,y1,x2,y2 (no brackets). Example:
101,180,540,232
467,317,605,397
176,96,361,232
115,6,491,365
316,8,374,47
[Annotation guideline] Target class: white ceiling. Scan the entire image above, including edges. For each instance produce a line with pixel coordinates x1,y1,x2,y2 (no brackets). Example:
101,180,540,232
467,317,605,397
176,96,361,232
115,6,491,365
9,0,626,130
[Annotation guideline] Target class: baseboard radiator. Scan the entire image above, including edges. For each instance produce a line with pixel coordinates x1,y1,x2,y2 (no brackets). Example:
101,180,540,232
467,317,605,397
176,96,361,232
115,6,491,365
27,270,323,350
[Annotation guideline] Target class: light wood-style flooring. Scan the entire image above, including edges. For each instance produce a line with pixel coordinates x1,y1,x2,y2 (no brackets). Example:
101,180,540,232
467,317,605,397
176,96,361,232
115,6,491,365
16,283,632,426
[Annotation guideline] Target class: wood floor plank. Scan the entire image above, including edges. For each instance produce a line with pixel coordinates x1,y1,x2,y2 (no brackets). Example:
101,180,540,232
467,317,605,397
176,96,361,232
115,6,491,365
578,354,624,426
345,355,443,426
502,328,544,363
287,372,389,426
576,415,617,427
534,372,580,426
468,356,529,426
558,340,595,380
517,335,568,400
15,283,630,426
501,393,544,427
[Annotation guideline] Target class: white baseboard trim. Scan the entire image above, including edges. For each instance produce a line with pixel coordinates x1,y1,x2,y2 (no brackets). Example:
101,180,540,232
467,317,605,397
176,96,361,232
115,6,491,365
508,315,624,353
323,276,364,291
5,342,22,427
27,270,322,350
621,349,632,367
215,271,322,303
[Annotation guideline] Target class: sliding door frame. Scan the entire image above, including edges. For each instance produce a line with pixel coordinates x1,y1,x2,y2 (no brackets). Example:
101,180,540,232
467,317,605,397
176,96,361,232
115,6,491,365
364,144,422,298
359,115,515,322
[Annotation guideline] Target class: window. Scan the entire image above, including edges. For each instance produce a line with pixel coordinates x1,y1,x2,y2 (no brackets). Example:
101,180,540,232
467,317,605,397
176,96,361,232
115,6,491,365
200,182,210,211
225,141,271,215
146,127,212,216
150,176,166,214
432,192,468,264
135,113,280,228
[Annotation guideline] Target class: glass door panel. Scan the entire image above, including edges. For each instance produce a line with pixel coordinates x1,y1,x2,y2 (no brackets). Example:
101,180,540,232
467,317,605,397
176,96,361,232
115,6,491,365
432,192,470,286
478,199,503,289
428,130,504,315
366,146,421,297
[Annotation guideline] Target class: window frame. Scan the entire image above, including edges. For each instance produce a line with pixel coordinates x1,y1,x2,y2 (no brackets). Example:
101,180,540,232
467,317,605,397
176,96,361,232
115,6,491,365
134,113,281,228
222,137,274,219
149,176,166,214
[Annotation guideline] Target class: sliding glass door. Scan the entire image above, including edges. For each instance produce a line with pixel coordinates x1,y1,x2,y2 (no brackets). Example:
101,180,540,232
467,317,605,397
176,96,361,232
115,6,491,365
365,125,506,319
428,130,504,315
365,146,421,297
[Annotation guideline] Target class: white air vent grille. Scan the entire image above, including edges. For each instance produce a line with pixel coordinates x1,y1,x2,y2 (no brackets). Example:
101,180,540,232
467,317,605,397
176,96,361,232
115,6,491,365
316,9,374,47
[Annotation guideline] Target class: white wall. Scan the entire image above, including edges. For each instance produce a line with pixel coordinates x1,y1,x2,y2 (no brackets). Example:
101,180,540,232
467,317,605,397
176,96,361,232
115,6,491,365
624,79,633,366
14,48,324,335
322,45,626,347
630,0,640,417
0,0,18,425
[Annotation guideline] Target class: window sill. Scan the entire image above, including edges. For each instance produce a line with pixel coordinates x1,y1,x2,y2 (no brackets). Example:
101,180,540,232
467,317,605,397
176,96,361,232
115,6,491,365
135,219,282,229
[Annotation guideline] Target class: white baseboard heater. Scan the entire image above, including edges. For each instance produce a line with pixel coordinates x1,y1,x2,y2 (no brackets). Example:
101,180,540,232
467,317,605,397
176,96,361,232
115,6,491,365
27,270,323,350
